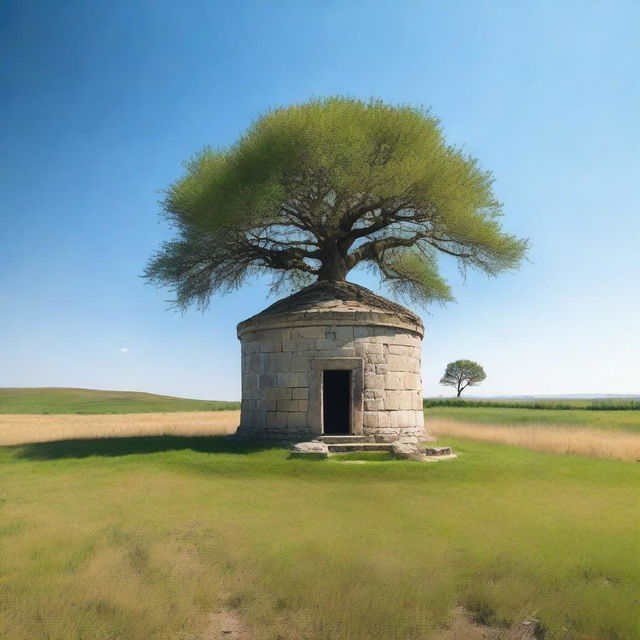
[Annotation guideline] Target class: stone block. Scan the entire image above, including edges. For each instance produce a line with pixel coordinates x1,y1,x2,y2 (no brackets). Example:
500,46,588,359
315,338,347,350
281,338,317,352
262,387,292,401
258,373,278,387
385,372,405,390
242,341,259,354
375,364,390,375
384,390,402,410
377,411,391,428
351,341,369,358
247,353,266,372
399,393,414,411
366,352,385,364
278,372,308,388
292,387,309,400
333,326,354,341
413,410,426,428
405,373,422,389
316,345,355,357
266,352,292,372
240,410,255,427
242,387,260,400
354,326,374,339
298,400,309,412
364,373,385,390
290,440,329,458
364,397,384,411
387,344,414,356
390,411,409,428
392,441,428,461
277,399,299,412
291,355,312,371
287,412,307,428
386,354,412,371
241,399,256,411
260,342,282,353
290,326,326,339
363,412,378,428
263,328,289,342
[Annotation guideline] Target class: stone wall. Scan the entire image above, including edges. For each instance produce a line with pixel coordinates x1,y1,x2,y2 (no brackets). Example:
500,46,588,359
236,311,425,442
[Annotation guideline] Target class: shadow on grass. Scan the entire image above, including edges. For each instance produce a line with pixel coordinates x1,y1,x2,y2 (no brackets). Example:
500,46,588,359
14,435,282,460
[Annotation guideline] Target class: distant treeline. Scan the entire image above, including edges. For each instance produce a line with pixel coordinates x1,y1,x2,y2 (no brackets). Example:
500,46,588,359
423,398,640,411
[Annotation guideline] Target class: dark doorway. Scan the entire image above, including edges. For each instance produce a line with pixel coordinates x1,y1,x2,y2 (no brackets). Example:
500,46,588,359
323,370,351,434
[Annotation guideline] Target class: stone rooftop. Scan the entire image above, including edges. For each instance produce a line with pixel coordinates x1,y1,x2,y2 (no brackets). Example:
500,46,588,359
249,280,422,327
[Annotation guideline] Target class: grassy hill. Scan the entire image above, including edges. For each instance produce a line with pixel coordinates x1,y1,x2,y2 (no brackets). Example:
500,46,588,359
0,387,240,414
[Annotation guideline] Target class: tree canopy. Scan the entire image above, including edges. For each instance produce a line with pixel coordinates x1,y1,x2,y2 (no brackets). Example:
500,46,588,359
145,97,528,309
440,360,487,397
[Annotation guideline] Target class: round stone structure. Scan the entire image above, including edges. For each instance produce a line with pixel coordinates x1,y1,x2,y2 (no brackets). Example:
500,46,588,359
236,281,425,443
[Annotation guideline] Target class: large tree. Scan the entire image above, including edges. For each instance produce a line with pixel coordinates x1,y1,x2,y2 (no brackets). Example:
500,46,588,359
145,98,528,309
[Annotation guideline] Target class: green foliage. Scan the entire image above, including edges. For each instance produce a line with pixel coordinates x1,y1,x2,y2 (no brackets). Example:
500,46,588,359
145,97,528,309
439,359,487,396
1,437,638,639
0,388,239,414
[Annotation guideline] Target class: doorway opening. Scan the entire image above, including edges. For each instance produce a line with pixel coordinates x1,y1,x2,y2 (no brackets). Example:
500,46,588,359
322,369,351,434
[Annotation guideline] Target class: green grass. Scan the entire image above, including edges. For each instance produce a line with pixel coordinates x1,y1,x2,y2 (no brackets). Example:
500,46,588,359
1,436,638,639
426,406,640,433
0,387,240,414
424,397,640,410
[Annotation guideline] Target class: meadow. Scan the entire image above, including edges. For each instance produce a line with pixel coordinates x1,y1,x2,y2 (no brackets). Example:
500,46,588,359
1,391,639,639
426,405,640,462
1,435,639,640
426,405,640,433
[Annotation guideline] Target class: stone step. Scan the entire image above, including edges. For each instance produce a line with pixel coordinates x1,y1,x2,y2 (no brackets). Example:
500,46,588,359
424,446,453,456
327,442,395,453
317,435,375,444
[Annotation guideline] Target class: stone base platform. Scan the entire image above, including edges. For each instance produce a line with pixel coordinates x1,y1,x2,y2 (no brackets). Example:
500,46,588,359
290,436,456,461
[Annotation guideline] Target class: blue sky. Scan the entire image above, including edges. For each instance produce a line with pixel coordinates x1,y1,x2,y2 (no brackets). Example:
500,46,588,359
1,0,638,399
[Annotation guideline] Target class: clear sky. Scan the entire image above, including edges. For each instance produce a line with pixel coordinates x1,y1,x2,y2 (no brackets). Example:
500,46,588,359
1,1,638,400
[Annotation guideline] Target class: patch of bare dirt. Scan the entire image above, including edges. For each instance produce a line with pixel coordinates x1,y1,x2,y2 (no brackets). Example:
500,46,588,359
199,608,252,639
432,607,539,640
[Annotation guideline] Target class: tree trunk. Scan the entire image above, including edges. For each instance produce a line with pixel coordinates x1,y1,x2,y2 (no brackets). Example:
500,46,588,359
456,388,462,398
317,239,348,281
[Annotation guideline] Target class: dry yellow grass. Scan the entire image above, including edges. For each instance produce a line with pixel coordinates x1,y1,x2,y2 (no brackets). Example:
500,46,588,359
431,418,640,462
3,411,639,462
0,410,241,446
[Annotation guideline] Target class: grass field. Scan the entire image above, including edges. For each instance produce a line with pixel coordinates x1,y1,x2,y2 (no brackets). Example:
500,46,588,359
0,411,239,446
424,398,640,410
0,388,240,414
1,390,639,638
1,435,638,640
426,406,640,433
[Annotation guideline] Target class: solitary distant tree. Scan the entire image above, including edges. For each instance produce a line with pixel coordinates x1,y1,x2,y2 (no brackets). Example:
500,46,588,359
440,360,487,397
145,97,528,309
